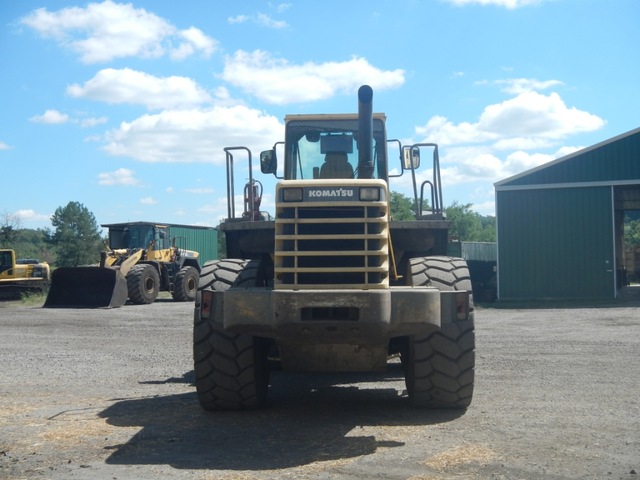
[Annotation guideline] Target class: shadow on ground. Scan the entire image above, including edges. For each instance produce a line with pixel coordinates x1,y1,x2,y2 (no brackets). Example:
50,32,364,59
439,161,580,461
100,364,464,471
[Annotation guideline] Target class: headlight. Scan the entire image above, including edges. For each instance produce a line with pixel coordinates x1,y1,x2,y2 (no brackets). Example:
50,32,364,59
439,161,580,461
359,187,381,201
282,188,303,202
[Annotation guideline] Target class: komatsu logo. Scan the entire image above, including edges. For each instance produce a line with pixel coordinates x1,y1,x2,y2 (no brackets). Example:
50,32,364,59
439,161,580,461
307,188,354,198
304,187,356,202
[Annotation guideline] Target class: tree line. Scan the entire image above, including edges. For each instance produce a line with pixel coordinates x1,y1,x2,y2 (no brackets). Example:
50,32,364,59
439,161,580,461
3,196,640,267
389,191,496,242
1,202,103,267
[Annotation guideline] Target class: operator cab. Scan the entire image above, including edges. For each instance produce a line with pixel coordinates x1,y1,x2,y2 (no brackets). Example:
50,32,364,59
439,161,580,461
105,223,171,250
260,114,389,182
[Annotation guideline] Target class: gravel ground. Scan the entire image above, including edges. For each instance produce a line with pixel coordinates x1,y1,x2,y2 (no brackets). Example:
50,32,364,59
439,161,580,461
0,293,639,480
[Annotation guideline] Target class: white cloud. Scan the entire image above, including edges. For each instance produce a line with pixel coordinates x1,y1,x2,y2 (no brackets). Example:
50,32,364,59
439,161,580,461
471,199,496,216
98,168,141,186
21,0,217,64
80,116,108,128
102,105,283,164
221,50,405,104
30,109,70,124
271,3,292,13
198,196,233,223
479,91,604,139
445,145,574,185
140,196,157,205
227,6,289,29
406,79,606,213
492,77,564,94
67,68,213,110
554,145,584,158
228,14,249,24
29,110,108,128
0,141,12,150
502,150,556,176
416,90,604,147
255,13,288,29
14,209,51,223
415,115,498,146
445,0,545,8
171,26,218,60
492,136,553,151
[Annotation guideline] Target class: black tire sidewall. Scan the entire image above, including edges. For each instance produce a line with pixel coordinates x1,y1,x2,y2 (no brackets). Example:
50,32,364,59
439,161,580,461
173,266,198,301
127,264,160,304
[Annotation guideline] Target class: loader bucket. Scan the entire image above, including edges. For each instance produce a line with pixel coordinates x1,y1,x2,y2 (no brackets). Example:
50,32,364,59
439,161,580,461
43,267,128,308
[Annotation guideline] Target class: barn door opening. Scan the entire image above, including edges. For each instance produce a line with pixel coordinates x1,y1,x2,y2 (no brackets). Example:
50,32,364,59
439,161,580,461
614,185,640,297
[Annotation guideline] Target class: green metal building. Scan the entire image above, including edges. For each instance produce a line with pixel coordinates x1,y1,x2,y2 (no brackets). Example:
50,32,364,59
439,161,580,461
494,127,640,300
166,224,218,263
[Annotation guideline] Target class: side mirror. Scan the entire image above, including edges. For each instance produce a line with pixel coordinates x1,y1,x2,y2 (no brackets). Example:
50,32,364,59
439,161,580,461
402,146,420,170
260,150,277,174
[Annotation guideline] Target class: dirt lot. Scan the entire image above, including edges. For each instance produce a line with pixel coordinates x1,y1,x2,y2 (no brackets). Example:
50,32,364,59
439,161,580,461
1,294,639,480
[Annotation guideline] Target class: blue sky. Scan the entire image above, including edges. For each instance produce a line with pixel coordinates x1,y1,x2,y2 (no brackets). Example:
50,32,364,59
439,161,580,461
1,0,638,231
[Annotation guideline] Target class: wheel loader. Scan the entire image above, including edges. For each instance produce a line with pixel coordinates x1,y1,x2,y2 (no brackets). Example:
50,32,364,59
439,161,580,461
193,85,475,410
44,223,201,308
0,249,50,300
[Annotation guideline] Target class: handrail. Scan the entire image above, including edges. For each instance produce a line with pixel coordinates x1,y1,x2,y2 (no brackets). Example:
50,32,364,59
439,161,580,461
223,146,253,220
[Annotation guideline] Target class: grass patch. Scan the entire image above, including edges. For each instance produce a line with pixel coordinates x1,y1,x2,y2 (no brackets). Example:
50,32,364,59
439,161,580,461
19,291,47,307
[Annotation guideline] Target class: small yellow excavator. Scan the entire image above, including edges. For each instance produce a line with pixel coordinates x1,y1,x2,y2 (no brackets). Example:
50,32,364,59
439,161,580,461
0,249,50,300
44,223,201,308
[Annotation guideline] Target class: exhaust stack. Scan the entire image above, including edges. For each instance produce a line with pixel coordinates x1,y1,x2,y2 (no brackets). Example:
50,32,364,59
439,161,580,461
357,85,374,179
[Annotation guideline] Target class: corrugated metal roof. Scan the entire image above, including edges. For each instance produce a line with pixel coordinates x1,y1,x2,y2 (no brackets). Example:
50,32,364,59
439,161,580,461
101,221,215,230
495,127,640,189
461,242,497,262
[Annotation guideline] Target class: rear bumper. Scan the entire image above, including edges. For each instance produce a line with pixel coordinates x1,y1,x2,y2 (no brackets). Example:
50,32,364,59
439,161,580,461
200,287,468,343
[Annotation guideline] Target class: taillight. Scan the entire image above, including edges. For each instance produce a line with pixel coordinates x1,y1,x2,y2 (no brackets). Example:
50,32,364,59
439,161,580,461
455,291,470,321
200,290,213,320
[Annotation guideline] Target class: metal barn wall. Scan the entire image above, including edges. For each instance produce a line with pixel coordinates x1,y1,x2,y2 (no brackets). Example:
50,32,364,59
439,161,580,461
168,226,218,264
497,186,614,300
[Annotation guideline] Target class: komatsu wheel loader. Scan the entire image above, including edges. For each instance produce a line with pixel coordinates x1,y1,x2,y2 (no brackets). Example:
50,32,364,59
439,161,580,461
193,85,475,410
44,223,201,308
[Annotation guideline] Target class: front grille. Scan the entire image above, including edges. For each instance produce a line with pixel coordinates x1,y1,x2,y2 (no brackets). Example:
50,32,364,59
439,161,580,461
274,197,389,289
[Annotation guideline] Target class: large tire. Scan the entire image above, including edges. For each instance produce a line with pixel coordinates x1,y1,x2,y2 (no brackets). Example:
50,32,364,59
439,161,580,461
193,259,269,410
127,263,160,305
172,266,198,302
402,256,475,409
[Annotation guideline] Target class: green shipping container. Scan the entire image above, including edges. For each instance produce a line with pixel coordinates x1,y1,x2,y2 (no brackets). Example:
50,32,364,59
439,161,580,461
167,224,218,264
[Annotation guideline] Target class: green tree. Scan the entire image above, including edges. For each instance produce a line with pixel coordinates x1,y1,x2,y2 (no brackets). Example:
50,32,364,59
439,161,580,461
445,201,496,242
45,202,103,267
624,218,640,247
477,215,497,242
387,193,497,241
8,228,55,263
389,191,416,220
0,210,22,246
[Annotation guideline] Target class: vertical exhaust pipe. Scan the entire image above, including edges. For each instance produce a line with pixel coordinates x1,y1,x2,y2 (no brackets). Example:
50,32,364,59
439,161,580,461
357,85,374,179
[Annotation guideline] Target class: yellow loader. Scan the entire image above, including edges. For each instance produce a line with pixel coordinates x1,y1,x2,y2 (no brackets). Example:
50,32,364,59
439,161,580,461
44,223,201,308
